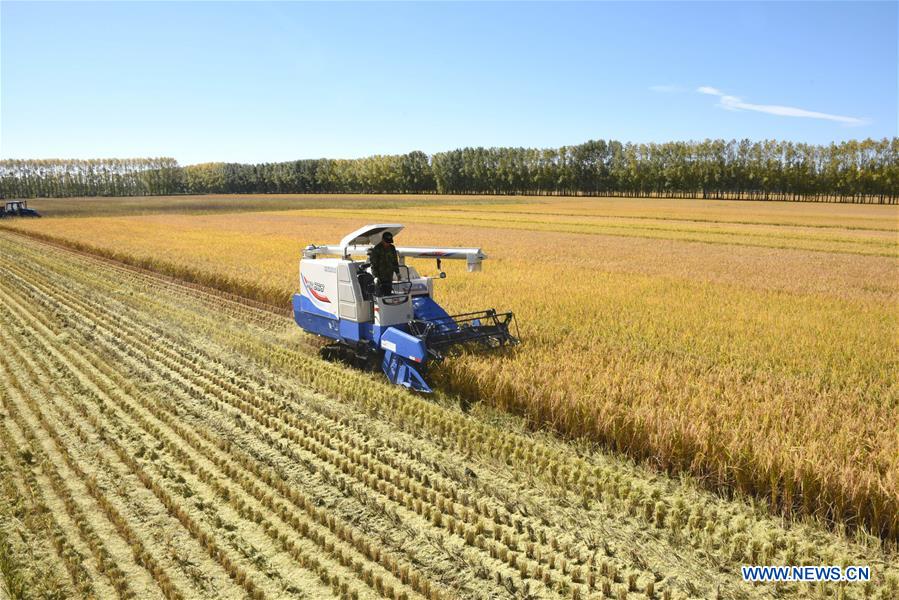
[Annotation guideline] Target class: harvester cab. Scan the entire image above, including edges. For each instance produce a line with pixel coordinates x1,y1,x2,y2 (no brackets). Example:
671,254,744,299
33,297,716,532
294,224,518,392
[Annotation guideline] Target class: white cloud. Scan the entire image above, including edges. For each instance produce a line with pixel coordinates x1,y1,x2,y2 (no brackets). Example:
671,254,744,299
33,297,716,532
696,86,866,125
697,86,723,96
649,84,684,93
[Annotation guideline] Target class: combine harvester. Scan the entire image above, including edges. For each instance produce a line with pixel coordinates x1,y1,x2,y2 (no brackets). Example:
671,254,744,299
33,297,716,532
294,224,518,392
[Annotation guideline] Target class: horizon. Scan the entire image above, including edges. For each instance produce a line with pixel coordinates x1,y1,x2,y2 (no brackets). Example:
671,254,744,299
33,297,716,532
2,1,896,164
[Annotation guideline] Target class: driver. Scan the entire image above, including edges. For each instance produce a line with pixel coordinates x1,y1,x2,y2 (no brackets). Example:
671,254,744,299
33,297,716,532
369,231,400,296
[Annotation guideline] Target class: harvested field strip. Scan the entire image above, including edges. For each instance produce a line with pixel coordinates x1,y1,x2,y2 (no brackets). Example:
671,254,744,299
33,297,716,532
311,206,898,242
4,334,341,600
421,199,898,231
27,194,897,232
0,401,104,599
69,297,594,598
26,193,532,219
0,275,370,598
1,232,897,599
425,204,898,232
290,208,897,256
0,298,216,598
14,296,426,598
0,348,162,599
0,423,90,600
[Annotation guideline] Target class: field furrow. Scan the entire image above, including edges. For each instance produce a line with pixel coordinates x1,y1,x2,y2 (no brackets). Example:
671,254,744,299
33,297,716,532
0,406,93,600
0,337,163,600
0,401,107,599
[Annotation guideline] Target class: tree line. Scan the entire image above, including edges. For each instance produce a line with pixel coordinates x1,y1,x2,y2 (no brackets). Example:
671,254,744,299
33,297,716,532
2,138,896,203
0,158,182,198
182,151,434,195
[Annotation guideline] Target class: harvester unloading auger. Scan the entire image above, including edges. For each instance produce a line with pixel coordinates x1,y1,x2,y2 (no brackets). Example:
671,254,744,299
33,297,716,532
293,224,519,392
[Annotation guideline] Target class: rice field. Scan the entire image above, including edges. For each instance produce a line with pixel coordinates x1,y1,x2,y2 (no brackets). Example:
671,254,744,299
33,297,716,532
5,196,896,540
2,230,899,599
1,194,897,597
15,193,532,218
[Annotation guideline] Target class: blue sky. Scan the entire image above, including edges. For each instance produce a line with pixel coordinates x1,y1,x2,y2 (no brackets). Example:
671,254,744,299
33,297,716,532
1,1,896,165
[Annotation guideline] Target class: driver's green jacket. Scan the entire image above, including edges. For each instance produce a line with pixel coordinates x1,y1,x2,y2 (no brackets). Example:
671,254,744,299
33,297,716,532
369,242,399,282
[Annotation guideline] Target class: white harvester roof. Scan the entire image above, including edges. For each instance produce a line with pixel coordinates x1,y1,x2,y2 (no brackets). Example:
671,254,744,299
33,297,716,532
339,224,405,255
303,223,487,271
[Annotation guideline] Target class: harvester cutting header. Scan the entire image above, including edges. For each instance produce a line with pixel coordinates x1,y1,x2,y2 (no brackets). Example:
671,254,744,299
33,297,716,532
293,224,518,392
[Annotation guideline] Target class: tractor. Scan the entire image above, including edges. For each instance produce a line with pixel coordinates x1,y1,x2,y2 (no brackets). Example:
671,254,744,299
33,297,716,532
0,200,41,218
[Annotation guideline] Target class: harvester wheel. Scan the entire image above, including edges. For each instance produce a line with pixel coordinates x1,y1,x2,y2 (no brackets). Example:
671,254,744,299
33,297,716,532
354,349,381,372
320,343,381,372
319,343,344,362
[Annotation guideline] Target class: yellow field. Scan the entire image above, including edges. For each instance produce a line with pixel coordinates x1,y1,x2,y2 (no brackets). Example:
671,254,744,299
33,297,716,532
19,193,542,218
4,196,898,541
4,231,899,599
